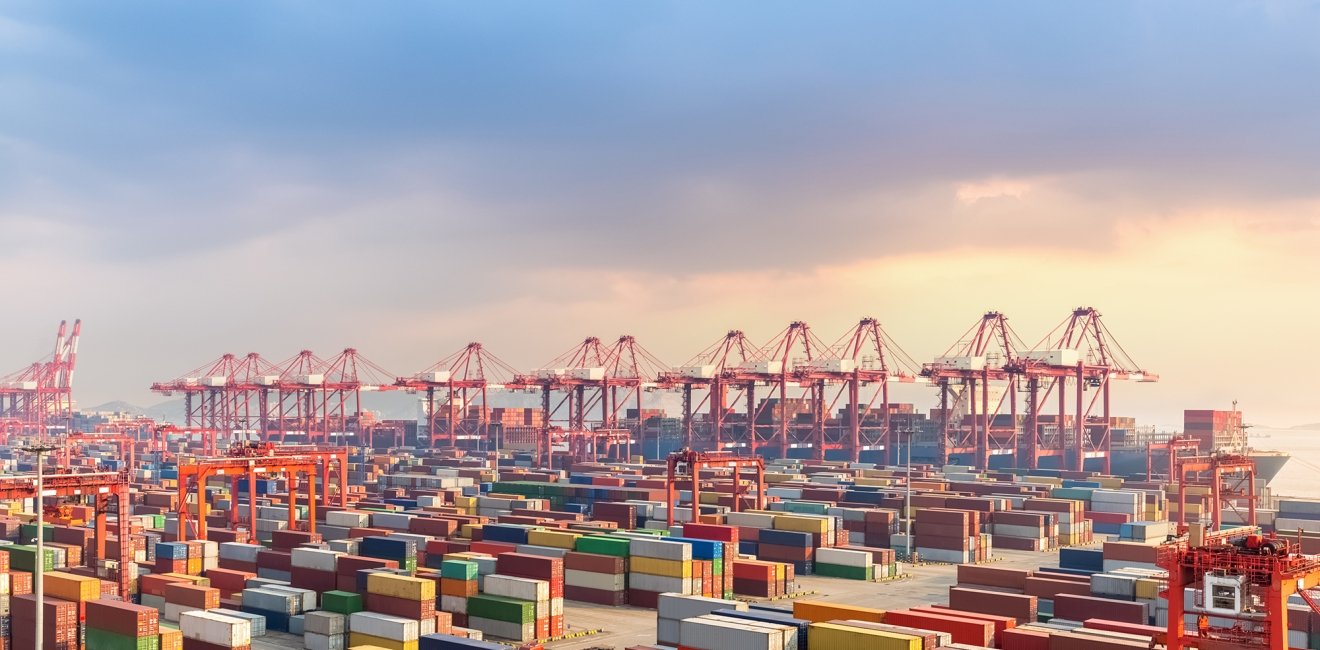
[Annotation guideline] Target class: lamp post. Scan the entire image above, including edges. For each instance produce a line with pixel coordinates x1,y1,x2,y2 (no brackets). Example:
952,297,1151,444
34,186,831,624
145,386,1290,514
25,443,59,650
903,425,913,564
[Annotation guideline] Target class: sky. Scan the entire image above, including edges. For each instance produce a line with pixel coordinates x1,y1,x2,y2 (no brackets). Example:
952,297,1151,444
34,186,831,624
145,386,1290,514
2,1,1319,429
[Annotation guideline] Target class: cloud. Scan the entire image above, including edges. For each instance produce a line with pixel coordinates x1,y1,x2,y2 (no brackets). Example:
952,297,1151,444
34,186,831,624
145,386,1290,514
956,177,1036,204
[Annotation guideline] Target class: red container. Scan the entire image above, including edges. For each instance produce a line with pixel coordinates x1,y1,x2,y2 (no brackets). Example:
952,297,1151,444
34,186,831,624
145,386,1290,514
947,587,1037,624
140,573,191,597
1082,619,1162,637
884,610,994,647
627,588,662,609
155,558,188,574
1024,576,1092,599
10,570,32,595
366,593,436,620
1001,627,1051,650
957,564,1030,590
205,568,256,593
13,596,80,649
86,598,160,637
496,553,564,598
164,583,220,609
272,530,321,551
409,517,457,537
682,523,738,544
182,641,251,650
469,541,518,556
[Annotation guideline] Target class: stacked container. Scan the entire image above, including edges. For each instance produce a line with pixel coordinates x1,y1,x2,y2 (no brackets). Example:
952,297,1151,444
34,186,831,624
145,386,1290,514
179,610,252,650
303,611,347,650
628,537,692,608
86,599,162,650
812,547,874,580
656,594,747,647
349,611,422,650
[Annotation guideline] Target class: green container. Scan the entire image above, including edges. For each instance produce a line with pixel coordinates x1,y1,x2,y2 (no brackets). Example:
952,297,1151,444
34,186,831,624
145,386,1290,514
814,562,875,580
466,594,535,624
574,535,630,557
18,523,54,543
86,627,160,650
402,556,418,572
441,560,478,580
321,590,364,614
152,514,166,528
1049,487,1094,502
783,501,830,515
7,544,56,572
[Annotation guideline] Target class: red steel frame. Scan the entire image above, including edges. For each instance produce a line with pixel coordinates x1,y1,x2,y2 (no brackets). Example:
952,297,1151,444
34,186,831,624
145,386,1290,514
1149,435,1203,481
59,432,138,469
0,320,80,437
923,312,1023,469
398,342,519,448
1160,530,1320,650
0,470,132,597
1175,454,1257,534
665,450,765,526
174,449,350,542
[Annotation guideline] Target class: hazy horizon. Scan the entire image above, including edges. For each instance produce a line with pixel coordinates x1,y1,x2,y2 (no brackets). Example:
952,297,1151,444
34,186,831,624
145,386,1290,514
4,2,1319,427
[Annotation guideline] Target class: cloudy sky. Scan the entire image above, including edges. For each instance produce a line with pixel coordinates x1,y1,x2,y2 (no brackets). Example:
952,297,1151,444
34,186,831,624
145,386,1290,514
3,1,1319,428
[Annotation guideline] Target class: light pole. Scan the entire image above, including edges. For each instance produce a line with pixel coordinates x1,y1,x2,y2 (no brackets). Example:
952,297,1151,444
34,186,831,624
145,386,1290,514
25,444,58,650
903,426,913,564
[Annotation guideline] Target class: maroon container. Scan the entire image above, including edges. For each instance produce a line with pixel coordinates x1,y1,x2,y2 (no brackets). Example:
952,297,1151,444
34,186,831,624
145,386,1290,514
564,552,625,574
336,554,397,576
291,566,338,593
256,549,292,571
564,585,626,606
947,587,1037,624
957,564,1030,590
86,598,160,637
271,530,322,551
496,553,564,598
182,640,251,650
626,588,662,609
1053,594,1147,625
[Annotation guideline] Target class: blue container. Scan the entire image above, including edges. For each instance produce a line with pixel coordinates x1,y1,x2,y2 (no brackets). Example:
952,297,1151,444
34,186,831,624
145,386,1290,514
713,608,809,650
481,524,531,545
738,541,759,555
1059,547,1104,572
156,542,189,560
360,536,416,560
759,529,813,548
419,633,507,650
239,606,291,633
385,498,419,509
1038,565,1097,577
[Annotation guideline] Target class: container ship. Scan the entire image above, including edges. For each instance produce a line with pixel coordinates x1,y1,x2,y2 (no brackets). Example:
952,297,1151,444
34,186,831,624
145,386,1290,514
1108,407,1291,483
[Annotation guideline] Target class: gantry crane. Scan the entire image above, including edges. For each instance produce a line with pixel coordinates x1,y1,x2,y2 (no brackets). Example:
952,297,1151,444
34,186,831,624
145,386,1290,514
270,348,397,444
657,330,761,452
665,449,766,526
0,470,133,597
0,320,80,437
1008,307,1157,472
795,317,918,463
174,447,350,542
922,312,1024,469
1159,526,1320,650
397,342,519,448
1149,435,1203,481
58,432,140,470
1174,453,1258,534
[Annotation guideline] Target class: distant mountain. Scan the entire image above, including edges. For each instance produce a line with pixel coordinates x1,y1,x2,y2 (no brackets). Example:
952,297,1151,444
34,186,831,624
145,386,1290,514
1291,422,1320,430
85,400,146,415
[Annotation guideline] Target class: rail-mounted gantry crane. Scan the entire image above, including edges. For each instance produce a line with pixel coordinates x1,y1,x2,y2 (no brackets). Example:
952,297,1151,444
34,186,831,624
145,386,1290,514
665,449,765,526
397,342,519,448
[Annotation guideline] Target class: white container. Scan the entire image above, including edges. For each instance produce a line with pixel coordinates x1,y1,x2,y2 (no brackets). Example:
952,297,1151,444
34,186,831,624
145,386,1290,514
657,618,683,646
483,574,549,602
658,593,748,620
264,584,318,612
296,374,325,385
242,587,301,615
419,371,452,383
569,367,605,381
677,365,716,379
349,612,419,642
680,616,783,650
370,512,416,530
180,611,253,647
304,632,346,650
815,547,872,568
565,570,626,591
1023,349,1080,366
630,538,693,561
935,355,986,371
291,548,342,571
629,572,691,594
326,511,371,528
725,512,777,529
705,615,798,650
304,611,347,636
440,595,468,614
163,603,198,623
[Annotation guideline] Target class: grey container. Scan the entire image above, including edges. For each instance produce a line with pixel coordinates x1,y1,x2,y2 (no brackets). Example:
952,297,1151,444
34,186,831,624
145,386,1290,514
212,609,267,636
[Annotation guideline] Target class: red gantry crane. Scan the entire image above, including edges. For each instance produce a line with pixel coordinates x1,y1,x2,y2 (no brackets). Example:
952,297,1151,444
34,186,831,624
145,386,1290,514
150,352,282,438
657,330,761,453
794,317,919,463
922,312,1025,469
397,342,520,448
1009,307,1157,472
0,319,80,437
270,348,398,444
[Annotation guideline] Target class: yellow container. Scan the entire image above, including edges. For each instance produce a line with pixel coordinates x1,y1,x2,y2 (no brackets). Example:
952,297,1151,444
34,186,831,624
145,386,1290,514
808,622,920,650
349,647,394,650
459,524,481,539
527,529,580,550
44,571,100,601
366,573,436,601
348,633,418,650
186,558,202,575
773,515,828,535
1135,577,1160,600
630,556,692,578
793,600,885,623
